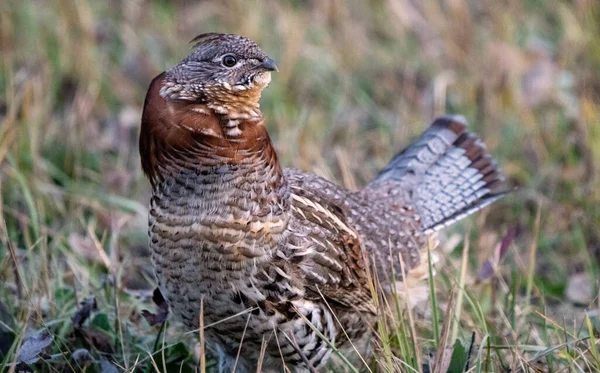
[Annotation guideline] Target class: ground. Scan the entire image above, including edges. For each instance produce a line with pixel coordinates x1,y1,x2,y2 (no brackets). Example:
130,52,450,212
0,0,599,372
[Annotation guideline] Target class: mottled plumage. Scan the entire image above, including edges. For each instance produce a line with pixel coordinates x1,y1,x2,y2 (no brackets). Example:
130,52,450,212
139,33,507,372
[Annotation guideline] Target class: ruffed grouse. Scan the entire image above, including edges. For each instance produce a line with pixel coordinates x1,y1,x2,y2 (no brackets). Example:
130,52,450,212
139,33,506,372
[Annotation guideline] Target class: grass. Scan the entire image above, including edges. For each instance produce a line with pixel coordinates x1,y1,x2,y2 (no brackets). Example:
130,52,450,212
1,0,599,371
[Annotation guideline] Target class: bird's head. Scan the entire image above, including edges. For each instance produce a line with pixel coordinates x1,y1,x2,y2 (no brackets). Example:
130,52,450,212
160,33,277,117
140,33,282,186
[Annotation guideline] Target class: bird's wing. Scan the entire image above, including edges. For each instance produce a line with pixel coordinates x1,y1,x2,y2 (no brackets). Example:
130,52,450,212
284,169,376,315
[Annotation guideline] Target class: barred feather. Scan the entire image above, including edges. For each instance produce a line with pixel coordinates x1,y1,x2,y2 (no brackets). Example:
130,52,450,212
369,115,508,233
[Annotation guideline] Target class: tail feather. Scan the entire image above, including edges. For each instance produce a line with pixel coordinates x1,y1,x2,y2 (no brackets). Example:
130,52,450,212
368,115,508,233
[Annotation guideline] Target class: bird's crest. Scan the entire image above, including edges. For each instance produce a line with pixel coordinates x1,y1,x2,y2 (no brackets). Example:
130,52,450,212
189,33,224,48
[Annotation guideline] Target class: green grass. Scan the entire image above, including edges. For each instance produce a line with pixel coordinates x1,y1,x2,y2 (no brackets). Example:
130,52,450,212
1,0,600,372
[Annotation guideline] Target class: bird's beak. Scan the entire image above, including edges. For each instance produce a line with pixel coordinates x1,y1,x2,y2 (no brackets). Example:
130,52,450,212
259,57,278,72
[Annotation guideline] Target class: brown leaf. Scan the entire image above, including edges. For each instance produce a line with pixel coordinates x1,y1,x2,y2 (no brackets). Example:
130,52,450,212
476,260,496,283
498,224,519,260
72,297,97,328
476,225,519,283
74,327,114,354
141,288,169,326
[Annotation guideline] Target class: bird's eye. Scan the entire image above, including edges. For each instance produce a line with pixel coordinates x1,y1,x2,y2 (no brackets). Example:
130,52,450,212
222,55,237,67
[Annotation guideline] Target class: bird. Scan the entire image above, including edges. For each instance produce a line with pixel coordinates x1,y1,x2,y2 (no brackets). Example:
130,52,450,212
139,33,507,373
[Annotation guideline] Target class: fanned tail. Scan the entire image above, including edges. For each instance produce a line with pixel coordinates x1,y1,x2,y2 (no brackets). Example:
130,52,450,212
368,115,508,233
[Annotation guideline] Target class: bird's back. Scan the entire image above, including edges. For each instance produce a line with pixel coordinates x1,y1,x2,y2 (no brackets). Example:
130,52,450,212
284,115,507,312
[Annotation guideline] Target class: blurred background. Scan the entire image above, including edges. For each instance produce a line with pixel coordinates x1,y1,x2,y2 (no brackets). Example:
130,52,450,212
0,0,599,372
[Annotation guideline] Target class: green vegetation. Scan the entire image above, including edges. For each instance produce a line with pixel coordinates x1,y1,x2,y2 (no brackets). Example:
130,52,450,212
1,0,599,371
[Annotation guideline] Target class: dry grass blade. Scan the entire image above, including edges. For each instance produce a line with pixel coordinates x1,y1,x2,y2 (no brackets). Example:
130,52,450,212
256,335,269,373
198,297,206,373
279,331,319,373
291,305,361,373
525,204,542,312
184,307,259,334
0,209,24,301
432,288,456,373
451,232,469,343
314,286,373,373
397,252,422,373
232,313,252,373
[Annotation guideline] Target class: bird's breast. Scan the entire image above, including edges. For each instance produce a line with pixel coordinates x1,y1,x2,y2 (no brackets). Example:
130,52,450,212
148,166,290,300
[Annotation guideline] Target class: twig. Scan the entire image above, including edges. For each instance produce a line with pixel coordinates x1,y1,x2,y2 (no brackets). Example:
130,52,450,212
0,196,23,300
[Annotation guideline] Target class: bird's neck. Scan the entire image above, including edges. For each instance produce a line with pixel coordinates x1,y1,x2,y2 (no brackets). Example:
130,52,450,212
204,90,263,121
140,73,288,217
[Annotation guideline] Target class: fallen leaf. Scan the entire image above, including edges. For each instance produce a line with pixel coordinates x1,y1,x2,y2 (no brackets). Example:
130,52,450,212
476,225,519,283
498,224,519,260
476,260,496,283
17,331,54,365
75,326,114,354
71,348,93,365
72,297,97,328
100,358,120,373
141,288,169,326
